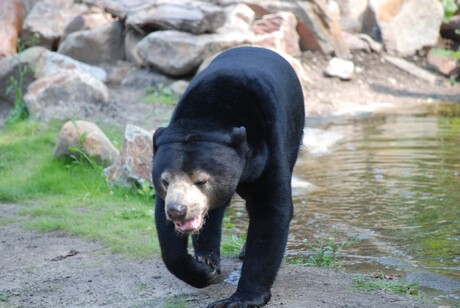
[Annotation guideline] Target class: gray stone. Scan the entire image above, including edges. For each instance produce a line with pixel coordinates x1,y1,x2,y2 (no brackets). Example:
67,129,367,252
126,1,225,34
24,68,109,121
104,124,154,188
81,0,156,18
124,29,145,65
61,6,115,40
58,21,125,65
336,0,368,32
216,3,255,34
324,57,354,80
136,30,251,76
54,120,119,166
364,0,444,56
22,1,88,49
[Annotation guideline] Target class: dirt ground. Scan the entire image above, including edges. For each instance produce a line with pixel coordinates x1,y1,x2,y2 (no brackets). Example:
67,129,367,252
1,51,458,307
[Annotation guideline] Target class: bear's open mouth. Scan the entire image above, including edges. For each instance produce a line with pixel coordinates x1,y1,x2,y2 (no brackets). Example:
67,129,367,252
173,214,204,233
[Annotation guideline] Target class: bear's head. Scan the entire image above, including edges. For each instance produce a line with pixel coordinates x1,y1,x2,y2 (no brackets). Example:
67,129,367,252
152,126,248,233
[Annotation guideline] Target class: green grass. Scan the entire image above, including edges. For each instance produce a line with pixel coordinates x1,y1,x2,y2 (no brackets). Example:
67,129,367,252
286,236,358,269
143,84,177,106
0,120,157,257
352,274,419,296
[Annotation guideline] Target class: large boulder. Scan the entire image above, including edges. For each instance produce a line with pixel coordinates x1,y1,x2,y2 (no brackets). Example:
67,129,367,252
364,0,444,56
22,1,88,49
61,6,115,40
0,47,107,104
126,1,225,34
0,0,24,57
58,21,125,65
81,0,156,18
216,3,256,34
252,11,301,57
136,30,251,76
336,0,369,32
104,124,154,188
24,68,109,122
54,120,119,166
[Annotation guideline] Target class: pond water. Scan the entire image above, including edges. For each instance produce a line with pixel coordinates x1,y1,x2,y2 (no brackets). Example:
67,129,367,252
230,103,460,293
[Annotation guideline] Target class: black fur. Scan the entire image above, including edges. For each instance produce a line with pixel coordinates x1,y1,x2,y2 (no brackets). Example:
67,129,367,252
152,46,305,307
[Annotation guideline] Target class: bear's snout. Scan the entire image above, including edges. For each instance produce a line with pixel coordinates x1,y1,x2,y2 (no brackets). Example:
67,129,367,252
167,203,187,221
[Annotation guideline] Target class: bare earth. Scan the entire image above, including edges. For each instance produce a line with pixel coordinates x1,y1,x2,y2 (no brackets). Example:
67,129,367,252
1,51,458,307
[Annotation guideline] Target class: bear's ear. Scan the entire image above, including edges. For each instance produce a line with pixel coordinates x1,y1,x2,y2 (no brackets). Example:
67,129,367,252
153,127,165,155
231,126,248,155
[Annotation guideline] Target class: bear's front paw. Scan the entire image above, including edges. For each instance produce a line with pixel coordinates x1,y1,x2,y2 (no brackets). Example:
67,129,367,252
188,256,222,287
206,291,271,308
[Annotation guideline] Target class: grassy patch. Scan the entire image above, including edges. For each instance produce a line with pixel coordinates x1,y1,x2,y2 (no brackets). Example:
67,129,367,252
221,235,246,258
353,274,419,296
0,120,157,257
143,84,178,106
286,236,358,269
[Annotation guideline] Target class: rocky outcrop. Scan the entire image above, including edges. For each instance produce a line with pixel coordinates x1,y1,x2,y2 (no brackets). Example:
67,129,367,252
58,21,125,65
136,30,251,76
54,120,119,166
126,1,225,34
364,0,444,56
22,1,88,49
0,47,107,104
104,124,154,188
24,68,109,121
0,0,24,58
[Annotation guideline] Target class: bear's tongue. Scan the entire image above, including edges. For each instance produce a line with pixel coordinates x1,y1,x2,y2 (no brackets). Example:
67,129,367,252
175,216,202,232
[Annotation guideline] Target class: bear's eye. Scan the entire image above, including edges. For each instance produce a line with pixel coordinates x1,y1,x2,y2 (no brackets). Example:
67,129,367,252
161,179,169,187
195,179,208,186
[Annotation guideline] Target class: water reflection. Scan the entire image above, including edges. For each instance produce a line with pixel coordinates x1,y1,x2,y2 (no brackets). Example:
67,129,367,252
292,104,460,281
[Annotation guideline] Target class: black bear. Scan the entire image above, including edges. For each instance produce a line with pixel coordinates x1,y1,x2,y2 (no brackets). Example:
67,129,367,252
152,46,305,307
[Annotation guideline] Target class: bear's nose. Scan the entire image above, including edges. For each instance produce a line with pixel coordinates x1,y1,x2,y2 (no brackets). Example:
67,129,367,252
167,204,187,221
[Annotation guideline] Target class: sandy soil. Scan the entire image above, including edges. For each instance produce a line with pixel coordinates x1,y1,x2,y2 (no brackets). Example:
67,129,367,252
1,51,458,307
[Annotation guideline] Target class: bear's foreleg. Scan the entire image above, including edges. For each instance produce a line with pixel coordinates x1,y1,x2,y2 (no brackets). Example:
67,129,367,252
192,204,227,276
207,184,293,307
155,197,221,288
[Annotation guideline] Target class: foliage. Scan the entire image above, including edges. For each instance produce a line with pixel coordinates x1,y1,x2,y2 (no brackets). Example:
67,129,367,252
286,236,358,269
4,33,40,125
143,84,177,105
0,120,157,257
221,235,246,257
137,180,155,200
353,274,419,296
441,0,459,19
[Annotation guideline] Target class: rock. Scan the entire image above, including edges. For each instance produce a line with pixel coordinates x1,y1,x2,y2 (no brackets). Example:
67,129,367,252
295,0,350,58
383,55,440,85
58,21,125,65
342,32,370,52
302,127,345,156
136,30,251,76
427,49,458,77
124,29,145,65
336,0,368,32
252,12,301,57
0,0,24,57
169,80,190,96
22,1,88,49
364,0,444,56
324,57,354,80
24,68,109,121
33,47,107,82
104,124,154,188
61,6,115,40
81,0,156,18
357,33,383,53
54,120,119,166
216,3,255,34
126,1,225,34
441,15,460,41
